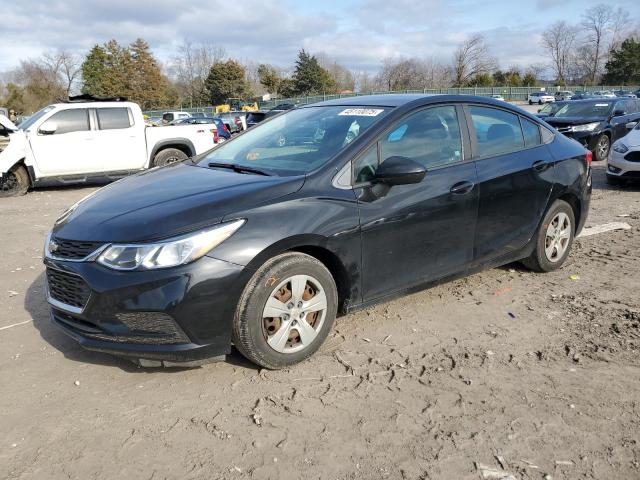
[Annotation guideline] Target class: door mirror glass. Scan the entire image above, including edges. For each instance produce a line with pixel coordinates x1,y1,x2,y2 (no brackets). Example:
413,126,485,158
374,156,426,185
38,120,57,135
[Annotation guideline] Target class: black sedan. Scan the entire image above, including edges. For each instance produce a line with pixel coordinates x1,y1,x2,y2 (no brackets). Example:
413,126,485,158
545,98,640,162
44,95,592,369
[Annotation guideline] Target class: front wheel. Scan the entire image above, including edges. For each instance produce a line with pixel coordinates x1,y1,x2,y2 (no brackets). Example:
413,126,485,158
0,164,29,197
593,134,610,162
538,100,543,105
522,200,575,272
528,100,533,105
232,252,338,369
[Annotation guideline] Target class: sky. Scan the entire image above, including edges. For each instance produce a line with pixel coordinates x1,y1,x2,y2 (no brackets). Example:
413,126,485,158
1,0,638,75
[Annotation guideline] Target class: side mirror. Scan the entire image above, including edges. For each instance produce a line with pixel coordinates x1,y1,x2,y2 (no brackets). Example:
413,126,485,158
626,121,638,130
374,156,426,186
38,120,57,135
537,109,542,113
612,109,625,117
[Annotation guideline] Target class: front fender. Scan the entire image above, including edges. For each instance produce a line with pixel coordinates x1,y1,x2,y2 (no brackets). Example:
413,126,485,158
0,131,28,177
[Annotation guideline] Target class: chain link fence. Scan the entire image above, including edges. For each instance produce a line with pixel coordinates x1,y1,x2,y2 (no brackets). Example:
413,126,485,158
143,85,639,116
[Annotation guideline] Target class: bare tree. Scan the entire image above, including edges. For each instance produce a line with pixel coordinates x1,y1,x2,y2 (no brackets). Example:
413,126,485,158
608,7,631,52
541,21,578,85
42,50,81,95
170,40,225,107
452,34,497,86
581,4,614,83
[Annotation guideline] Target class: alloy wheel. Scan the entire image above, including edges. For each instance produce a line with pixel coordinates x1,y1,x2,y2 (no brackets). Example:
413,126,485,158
597,136,609,160
544,212,571,262
262,274,327,353
0,171,19,194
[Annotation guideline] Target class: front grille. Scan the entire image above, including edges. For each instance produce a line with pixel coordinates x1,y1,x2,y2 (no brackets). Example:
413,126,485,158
624,151,640,163
51,237,103,260
47,268,91,309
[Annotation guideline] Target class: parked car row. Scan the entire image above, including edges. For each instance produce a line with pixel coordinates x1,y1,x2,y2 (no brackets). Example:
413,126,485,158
529,89,639,105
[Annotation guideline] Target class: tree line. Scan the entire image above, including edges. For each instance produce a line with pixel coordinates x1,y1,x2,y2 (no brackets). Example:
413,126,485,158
1,2,638,114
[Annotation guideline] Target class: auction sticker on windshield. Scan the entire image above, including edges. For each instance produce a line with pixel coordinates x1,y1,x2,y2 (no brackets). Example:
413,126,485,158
338,108,384,117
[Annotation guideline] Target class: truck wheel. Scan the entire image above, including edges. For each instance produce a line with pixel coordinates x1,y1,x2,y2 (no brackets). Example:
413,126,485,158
0,164,29,197
153,148,188,167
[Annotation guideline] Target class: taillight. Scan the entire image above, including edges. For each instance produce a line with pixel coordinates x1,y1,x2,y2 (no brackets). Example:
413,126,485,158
224,124,230,133
210,128,219,143
585,149,592,167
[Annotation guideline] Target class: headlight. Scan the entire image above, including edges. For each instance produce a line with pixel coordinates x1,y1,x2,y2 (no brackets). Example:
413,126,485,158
613,143,629,154
571,122,600,132
97,219,245,270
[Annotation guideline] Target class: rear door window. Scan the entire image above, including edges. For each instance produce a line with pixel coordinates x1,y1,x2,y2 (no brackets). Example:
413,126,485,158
97,108,133,130
469,106,524,157
47,109,89,135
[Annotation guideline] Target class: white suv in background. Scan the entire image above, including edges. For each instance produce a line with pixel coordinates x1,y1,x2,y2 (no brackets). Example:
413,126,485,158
528,92,555,105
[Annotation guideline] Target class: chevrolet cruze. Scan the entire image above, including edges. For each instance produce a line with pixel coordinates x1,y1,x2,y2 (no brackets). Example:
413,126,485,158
44,95,592,369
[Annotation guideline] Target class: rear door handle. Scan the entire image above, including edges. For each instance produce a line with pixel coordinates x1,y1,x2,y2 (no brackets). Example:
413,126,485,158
532,160,549,172
450,180,475,195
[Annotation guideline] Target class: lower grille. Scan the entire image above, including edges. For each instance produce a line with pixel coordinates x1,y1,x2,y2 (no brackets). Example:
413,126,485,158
47,268,91,309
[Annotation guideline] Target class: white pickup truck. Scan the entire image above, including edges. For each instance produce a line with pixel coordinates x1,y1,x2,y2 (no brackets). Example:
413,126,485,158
0,99,219,196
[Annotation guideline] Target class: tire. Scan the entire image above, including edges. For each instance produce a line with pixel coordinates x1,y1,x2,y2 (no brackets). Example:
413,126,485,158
152,148,188,167
522,199,575,273
0,164,29,197
232,252,338,369
593,134,610,162
528,100,533,105
538,100,543,105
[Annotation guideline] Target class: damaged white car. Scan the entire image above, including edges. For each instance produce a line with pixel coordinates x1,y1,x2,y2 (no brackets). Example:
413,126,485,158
0,97,221,197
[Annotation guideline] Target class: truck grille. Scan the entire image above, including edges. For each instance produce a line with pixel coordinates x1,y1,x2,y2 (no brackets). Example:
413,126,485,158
51,237,103,260
47,268,91,309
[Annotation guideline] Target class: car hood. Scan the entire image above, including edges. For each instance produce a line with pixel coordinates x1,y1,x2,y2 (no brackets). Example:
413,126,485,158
0,114,18,131
546,116,607,126
622,129,640,147
52,162,305,242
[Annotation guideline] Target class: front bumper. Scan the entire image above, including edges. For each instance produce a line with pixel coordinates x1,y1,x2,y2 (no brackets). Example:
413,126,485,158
607,149,640,179
44,254,247,363
558,130,597,149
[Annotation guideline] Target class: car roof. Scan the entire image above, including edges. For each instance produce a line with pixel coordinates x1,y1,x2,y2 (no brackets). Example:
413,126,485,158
307,93,533,108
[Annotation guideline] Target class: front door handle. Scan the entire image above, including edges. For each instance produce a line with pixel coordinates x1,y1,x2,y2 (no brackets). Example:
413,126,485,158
450,180,475,195
532,160,549,172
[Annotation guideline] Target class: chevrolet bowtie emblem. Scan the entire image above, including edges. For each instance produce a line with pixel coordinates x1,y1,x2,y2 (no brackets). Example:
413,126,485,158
48,240,59,254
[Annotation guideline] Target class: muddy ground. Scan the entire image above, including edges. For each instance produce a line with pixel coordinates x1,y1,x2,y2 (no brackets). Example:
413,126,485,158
1,163,639,480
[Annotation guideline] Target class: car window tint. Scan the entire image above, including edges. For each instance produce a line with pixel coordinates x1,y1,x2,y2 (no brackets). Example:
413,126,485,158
469,106,524,157
97,108,132,130
521,117,542,147
48,109,89,135
379,106,462,169
353,145,379,184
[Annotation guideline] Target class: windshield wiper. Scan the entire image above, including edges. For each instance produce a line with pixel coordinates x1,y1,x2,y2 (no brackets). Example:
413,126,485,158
207,162,272,176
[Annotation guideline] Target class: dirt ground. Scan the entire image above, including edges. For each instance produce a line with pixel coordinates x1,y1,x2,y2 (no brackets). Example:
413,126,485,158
1,162,639,480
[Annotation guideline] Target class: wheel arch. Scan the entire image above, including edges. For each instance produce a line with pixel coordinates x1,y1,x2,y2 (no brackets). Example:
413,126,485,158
557,192,581,231
241,234,354,314
149,139,196,164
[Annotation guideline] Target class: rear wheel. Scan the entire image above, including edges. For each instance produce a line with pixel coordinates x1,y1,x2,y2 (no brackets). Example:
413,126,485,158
232,252,338,369
152,148,188,167
593,134,610,162
538,100,543,105
522,200,575,272
0,164,29,197
528,100,533,105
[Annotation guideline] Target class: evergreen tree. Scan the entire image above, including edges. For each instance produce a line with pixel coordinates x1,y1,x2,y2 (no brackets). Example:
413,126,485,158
257,64,281,94
602,38,640,84
522,72,537,86
292,49,336,95
204,60,250,105
129,38,169,109
81,45,110,96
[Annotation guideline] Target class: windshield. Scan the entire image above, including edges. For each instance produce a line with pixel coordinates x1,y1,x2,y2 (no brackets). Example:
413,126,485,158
198,106,389,175
19,106,55,130
554,101,613,118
